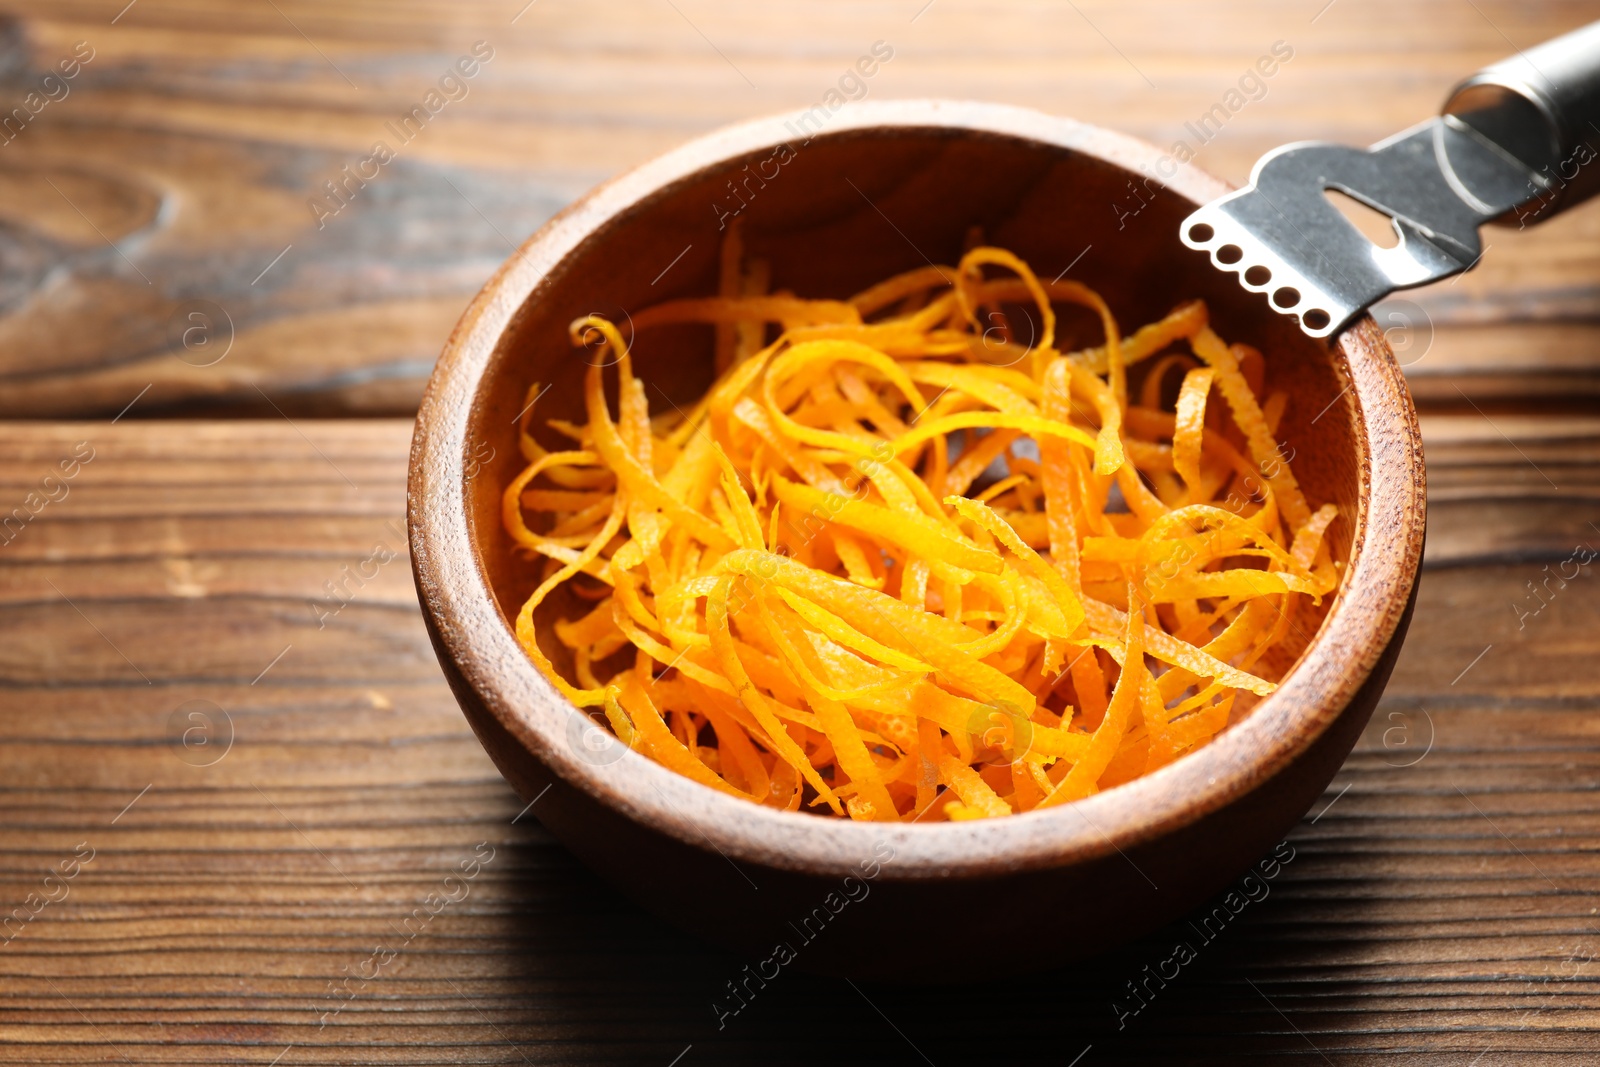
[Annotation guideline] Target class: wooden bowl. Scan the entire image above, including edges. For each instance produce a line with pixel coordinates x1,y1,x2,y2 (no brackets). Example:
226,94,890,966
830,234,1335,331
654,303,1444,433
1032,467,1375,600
409,100,1424,982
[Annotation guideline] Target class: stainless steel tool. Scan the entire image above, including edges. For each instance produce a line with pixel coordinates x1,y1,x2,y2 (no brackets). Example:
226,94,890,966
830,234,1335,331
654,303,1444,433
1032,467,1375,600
1181,20,1600,339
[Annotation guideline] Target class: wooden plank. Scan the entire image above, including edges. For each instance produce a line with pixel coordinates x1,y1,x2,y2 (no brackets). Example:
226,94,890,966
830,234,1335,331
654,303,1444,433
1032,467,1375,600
0,1,1595,417
1421,413,1600,569
3,418,1600,1063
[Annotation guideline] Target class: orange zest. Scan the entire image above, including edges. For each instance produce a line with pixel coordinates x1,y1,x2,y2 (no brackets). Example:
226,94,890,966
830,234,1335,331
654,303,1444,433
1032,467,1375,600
503,240,1341,821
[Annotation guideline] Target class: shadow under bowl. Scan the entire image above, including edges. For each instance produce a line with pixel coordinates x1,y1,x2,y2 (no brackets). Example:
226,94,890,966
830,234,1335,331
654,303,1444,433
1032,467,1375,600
408,100,1425,983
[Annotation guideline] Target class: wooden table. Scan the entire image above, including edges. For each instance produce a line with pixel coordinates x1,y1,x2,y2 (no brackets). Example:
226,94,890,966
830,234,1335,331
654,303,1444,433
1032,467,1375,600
4,1,1600,1062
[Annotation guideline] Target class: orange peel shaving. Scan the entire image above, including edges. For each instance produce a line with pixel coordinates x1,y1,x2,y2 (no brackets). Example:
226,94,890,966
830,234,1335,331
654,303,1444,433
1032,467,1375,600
503,241,1341,821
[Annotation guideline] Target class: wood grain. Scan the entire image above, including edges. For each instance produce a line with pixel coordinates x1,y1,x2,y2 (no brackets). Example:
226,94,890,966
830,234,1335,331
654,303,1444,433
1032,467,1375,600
0,0,1595,417
7,0,1600,1060
1,417,1598,1063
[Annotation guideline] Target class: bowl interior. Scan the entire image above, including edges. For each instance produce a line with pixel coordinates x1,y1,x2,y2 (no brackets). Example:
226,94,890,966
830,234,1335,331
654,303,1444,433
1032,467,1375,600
466,122,1358,700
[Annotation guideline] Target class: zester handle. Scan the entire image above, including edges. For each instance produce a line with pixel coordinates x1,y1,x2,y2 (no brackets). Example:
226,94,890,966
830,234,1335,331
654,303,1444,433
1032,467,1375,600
1443,19,1600,224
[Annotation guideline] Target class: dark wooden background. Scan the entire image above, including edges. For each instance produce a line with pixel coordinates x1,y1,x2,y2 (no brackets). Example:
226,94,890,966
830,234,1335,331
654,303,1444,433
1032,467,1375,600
4,1,1600,1063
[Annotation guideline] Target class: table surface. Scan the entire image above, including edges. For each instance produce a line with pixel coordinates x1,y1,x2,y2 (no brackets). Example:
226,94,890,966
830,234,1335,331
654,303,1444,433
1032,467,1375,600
4,1,1600,1063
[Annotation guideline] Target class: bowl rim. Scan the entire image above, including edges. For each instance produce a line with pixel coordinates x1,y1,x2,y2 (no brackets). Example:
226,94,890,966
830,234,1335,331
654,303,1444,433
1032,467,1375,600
409,98,1425,880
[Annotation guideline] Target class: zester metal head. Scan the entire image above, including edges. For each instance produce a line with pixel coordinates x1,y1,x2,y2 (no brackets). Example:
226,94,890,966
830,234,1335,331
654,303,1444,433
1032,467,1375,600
1180,118,1542,339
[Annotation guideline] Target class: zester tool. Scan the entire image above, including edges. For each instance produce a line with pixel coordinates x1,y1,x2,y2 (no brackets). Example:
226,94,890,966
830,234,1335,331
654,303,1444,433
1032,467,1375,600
1180,19,1600,338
